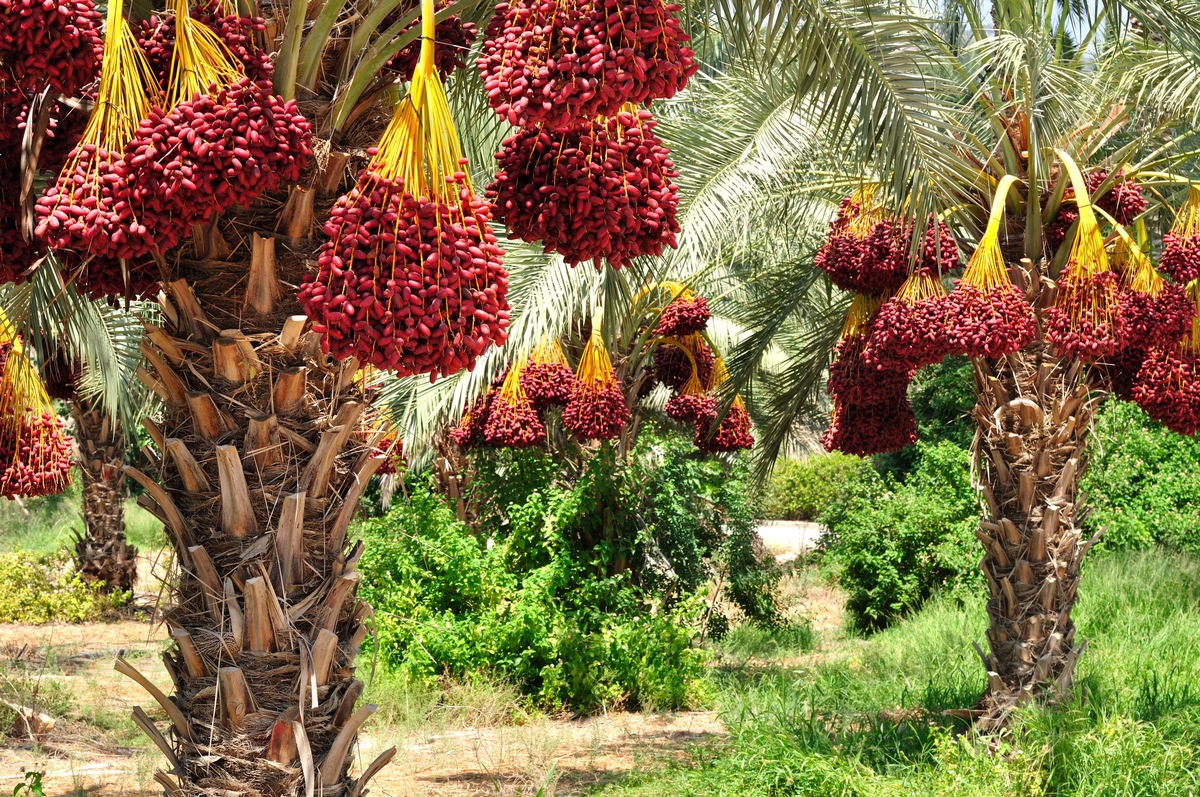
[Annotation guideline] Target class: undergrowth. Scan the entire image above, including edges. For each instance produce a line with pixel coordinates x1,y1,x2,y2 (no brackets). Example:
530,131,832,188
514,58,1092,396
593,548,1200,797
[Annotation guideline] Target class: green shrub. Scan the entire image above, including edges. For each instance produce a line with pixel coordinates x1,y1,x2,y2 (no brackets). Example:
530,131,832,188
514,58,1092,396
1082,400,1200,554
357,478,709,713
762,452,876,521
820,441,981,631
0,550,127,623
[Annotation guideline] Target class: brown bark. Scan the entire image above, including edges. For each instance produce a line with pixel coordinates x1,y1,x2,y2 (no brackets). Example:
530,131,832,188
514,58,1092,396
71,396,138,594
121,203,391,794
970,261,1105,730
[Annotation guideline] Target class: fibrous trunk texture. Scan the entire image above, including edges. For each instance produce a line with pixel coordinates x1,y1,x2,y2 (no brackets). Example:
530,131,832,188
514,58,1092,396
970,338,1104,731
123,201,392,795
71,396,138,594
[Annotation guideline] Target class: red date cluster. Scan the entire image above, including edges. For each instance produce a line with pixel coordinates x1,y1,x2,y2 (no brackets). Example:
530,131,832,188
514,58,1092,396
944,284,1036,359
0,411,73,499
655,294,709,337
816,211,958,295
0,0,101,102
373,434,406,475
863,291,955,371
1131,347,1200,436
1087,170,1147,226
1161,233,1200,285
563,370,629,441
652,336,714,392
299,172,511,380
449,393,494,447
1045,271,1120,362
125,79,312,227
477,0,697,129
695,401,754,452
384,1,477,81
488,109,680,269
826,336,911,404
483,393,545,447
137,0,273,85
1116,282,1196,350
520,360,575,410
664,392,716,425
37,81,311,269
822,395,917,457
35,146,158,262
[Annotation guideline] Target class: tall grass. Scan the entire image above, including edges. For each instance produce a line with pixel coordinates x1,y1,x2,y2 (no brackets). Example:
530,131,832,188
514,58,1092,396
596,548,1200,797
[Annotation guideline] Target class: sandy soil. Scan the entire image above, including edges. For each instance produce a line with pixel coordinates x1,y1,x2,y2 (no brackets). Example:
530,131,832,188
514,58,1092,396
0,570,728,797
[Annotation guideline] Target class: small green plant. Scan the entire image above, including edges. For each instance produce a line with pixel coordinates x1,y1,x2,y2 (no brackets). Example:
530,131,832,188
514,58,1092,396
12,770,45,797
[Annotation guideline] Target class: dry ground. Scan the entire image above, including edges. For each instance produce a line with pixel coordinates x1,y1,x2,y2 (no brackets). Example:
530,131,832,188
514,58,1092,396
0,551,731,797
0,556,840,797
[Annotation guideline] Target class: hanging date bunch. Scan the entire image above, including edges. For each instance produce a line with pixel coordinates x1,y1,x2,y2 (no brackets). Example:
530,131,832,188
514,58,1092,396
563,326,628,441
946,176,1036,359
126,0,311,236
34,0,165,266
1131,284,1200,436
1088,170,1147,226
488,107,681,269
1114,233,1196,351
0,319,73,500
814,186,893,293
652,333,713,392
383,0,477,81
653,283,710,337
823,293,917,456
864,270,956,370
477,0,697,129
0,0,101,107
1161,186,1200,286
449,392,495,448
693,359,753,453
520,338,574,410
136,0,273,85
826,294,911,405
485,362,545,447
1045,153,1121,362
300,0,509,380
0,161,43,286
664,365,716,425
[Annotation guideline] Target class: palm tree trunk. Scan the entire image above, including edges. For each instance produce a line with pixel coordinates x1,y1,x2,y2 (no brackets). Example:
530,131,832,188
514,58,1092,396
121,200,393,795
970,340,1104,730
70,396,138,594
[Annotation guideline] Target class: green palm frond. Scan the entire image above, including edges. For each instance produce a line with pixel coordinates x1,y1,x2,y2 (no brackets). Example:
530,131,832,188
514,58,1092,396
0,259,155,434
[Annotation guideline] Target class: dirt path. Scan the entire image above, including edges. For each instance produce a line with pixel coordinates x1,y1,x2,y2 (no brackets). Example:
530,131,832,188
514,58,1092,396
0,619,726,797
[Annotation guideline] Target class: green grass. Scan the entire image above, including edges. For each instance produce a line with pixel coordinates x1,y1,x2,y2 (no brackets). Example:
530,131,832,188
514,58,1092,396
0,477,165,556
593,548,1200,797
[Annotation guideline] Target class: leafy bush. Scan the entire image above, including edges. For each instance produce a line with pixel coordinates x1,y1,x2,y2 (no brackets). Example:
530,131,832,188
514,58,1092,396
1082,400,1200,554
0,550,127,623
762,452,876,521
820,441,981,631
358,478,709,713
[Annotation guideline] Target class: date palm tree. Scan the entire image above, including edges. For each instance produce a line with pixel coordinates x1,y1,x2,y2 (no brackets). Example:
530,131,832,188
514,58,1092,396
700,0,1200,728
1,264,150,593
